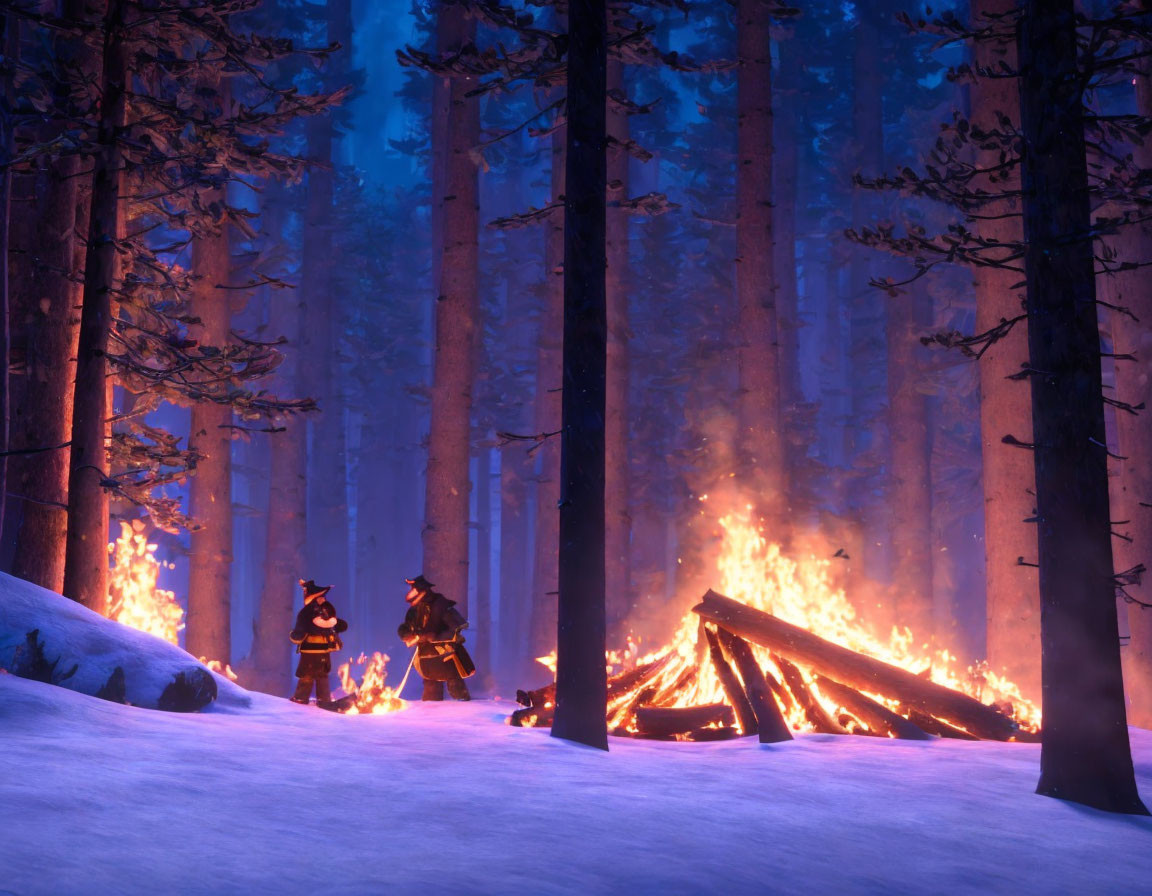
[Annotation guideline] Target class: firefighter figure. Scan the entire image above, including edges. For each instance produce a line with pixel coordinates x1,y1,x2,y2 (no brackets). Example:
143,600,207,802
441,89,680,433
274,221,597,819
290,579,348,707
398,575,475,701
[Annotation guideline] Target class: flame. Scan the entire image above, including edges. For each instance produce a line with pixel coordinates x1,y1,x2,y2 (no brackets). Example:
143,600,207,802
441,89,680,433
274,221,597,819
604,506,1040,737
107,520,183,645
337,652,407,714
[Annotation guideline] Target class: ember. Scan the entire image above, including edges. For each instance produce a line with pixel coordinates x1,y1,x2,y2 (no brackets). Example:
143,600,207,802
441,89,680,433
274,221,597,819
337,652,407,714
513,508,1041,742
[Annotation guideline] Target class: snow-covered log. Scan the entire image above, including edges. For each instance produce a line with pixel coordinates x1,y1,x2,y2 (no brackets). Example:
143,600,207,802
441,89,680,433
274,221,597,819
0,572,248,711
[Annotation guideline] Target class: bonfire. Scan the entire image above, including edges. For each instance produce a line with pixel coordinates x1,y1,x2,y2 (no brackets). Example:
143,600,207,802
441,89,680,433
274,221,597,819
513,510,1041,742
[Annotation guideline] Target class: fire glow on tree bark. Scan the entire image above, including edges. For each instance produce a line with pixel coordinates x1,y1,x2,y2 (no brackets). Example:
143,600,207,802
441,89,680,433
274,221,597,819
186,185,234,666
63,0,129,614
552,0,609,750
735,0,785,529
1017,0,1147,814
971,0,1040,706
1109,55,1152,731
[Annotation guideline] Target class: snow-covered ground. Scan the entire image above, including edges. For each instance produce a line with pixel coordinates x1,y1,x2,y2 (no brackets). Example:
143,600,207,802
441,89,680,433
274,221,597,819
3,671,1150,896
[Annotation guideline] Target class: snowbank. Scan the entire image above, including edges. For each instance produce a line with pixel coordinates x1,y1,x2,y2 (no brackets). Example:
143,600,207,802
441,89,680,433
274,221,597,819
0,572,248,711
2,670,1150,895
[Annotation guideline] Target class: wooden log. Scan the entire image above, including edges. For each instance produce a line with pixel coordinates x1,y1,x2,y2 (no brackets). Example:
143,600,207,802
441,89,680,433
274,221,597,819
694,590,1021,741
635,703,735,736
519,652,671,711
814,675,933,740
763,662,794,715
509,705,553,727
901,706,979,741
717,628,792,743
686,725,740,742
703,625,758,735
610,685,656,731
774,655,847,734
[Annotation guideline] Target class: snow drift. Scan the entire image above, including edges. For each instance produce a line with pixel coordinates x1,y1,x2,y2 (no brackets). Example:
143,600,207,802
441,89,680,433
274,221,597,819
0,571,248,711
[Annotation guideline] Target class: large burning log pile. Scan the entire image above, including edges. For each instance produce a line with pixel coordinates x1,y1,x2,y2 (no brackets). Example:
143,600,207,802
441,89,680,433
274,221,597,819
512,590,1039,743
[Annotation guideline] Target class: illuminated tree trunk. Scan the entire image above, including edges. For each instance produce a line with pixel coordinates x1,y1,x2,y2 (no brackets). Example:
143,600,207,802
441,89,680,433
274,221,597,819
1018,0,1146,813
185,198,233,664
972,0,1040,704
63,0,129,613
8,0,91,594
605,56,631,640
1110,58,1152,731
735,0,784,530
552,0,608,750
530,101,565,663
423,1,479,613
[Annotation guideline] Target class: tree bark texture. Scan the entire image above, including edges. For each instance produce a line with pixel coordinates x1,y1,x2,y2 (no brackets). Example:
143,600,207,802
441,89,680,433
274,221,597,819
1017,0,1147,813
530,94,565,662
8,0,90,592
971,0,1040,705
735,0,784,529
604,56,632,641
1109,57,1152,730
422,0,479,614
552,0,608,750
186,198,233,664
63,0,129,613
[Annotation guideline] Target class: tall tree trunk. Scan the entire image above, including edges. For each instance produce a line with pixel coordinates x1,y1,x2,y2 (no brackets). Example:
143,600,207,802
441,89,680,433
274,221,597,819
886,293,934,641
9,1,92,593
530,101,565,663
972,0,1040,704
552,0,608,750
848,9,890,590
1018,0,1147,813
185,199,233,664
604,57,631,640
774,38,801,519
0,13,15,545
303,0,353,611
422,1,479,612
735,0,784,529
500,441,532,688
1109,57,1152,730
63,0,129,613
246,197,305,696
473,446,492,687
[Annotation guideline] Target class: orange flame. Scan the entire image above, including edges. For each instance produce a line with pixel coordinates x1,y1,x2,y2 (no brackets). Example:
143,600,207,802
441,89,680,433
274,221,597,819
603,505,1040,737
337,652,407,714
107,520,183,645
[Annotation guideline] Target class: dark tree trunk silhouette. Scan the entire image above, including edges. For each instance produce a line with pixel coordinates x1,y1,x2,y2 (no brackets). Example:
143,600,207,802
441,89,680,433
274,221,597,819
63,0,129,613
1018,0,1147,814
552,0,608,750
422,0,479,611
